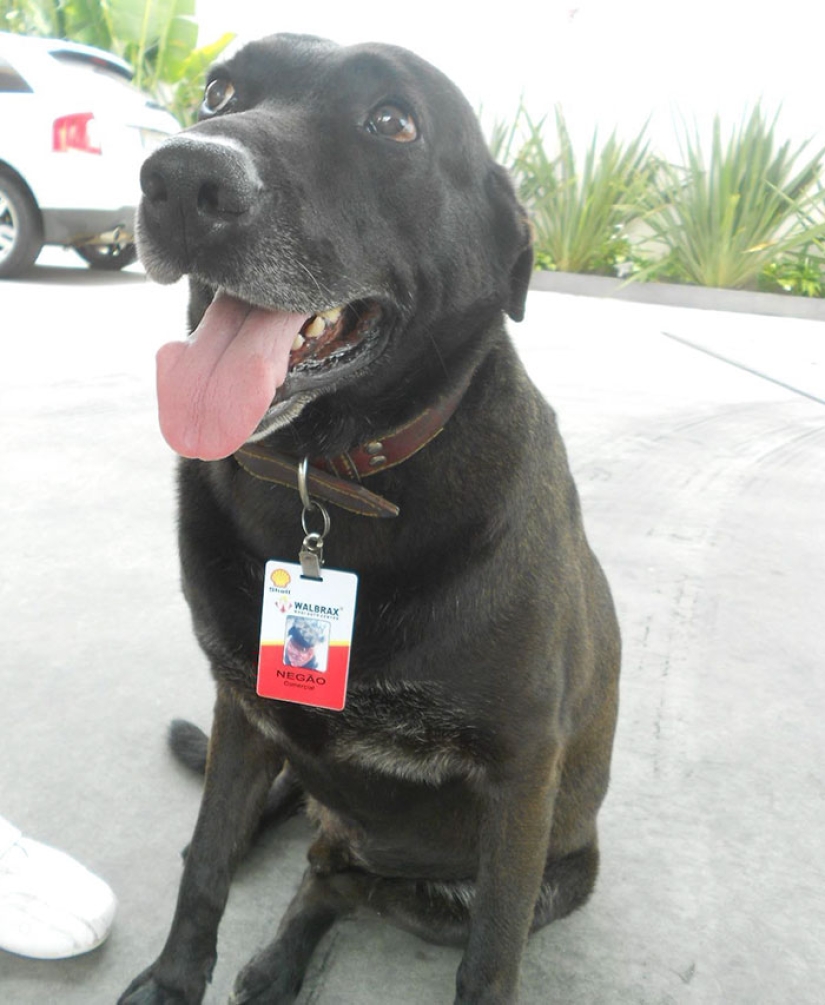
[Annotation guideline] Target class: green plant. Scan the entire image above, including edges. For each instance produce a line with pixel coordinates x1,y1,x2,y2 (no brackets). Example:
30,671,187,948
0,0,234,125
492,105,654,276
761,241,825,297
0,0,62,36
639,107,825,290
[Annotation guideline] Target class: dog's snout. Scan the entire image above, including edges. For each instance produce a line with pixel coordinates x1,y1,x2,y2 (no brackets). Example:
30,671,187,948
196,180,235,218
140,165,169,206
139,136,263,260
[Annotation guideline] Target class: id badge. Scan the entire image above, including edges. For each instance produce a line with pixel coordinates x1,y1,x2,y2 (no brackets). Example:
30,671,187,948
257,560,359,711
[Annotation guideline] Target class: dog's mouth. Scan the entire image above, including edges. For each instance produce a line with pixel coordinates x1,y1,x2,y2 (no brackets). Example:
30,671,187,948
288,302,381,377
156,292,383,461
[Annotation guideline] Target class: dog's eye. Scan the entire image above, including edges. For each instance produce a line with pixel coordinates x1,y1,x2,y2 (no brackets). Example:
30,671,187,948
203,78,236,115
365,104,418,143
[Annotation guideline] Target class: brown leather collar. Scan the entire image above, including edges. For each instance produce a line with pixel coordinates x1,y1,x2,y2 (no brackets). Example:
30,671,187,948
234,374,471,518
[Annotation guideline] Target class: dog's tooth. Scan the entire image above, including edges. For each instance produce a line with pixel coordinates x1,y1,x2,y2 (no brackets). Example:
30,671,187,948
291,333,305,351
319,307,342,323
304,316,325,339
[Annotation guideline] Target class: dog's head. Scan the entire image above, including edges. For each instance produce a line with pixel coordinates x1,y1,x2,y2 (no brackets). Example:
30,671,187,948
137,34,532,460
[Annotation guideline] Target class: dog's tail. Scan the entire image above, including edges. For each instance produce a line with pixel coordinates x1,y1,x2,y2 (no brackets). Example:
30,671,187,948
167,719,306,830
169,718,209,772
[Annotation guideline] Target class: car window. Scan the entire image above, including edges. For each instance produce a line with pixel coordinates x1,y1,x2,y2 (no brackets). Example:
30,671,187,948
47,50,165,107
0,53,33,93
49,51,134,86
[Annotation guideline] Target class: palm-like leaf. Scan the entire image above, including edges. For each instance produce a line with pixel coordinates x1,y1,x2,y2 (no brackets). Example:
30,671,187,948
495,106,652,275
643,108,825,289
1,0,233,125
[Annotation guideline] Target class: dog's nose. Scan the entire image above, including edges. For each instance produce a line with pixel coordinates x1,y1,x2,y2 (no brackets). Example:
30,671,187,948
139,135,262,253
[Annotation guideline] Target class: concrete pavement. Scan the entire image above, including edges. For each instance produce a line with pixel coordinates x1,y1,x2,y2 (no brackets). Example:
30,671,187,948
1,254,823,1003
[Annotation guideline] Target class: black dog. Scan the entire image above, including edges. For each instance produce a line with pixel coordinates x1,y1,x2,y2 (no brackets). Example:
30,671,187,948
121,33,621,1005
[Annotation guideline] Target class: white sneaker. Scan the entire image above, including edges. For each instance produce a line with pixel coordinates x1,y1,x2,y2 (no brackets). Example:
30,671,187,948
0,816,117,959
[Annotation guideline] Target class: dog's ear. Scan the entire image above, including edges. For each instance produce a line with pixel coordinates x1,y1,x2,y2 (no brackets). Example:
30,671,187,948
486,165,534,323
507,239,534,323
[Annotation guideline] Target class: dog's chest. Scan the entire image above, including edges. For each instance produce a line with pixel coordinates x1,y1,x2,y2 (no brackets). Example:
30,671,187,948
249,679,492,787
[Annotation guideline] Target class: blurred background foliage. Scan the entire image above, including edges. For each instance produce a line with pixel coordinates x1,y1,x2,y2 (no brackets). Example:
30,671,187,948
4,3,825,295
0,0,234,124
491,103,825,296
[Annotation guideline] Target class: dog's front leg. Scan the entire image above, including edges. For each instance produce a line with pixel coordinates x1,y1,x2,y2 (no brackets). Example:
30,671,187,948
455,751,560,1005
120,686,284,1005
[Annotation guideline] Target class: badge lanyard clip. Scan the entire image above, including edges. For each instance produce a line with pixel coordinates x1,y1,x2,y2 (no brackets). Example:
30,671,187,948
297,457,331,580
257,460,359,711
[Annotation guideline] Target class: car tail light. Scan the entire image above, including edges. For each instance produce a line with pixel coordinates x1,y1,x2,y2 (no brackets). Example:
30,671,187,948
53,113,102,154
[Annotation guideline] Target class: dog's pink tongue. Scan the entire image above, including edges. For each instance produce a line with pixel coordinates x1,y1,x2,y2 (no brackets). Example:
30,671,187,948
156,294,310,460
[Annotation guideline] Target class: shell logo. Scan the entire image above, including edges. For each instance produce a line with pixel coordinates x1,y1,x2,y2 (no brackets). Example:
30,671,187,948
271,568,292,588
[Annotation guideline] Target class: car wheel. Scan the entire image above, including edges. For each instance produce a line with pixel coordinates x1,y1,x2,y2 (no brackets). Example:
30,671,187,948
74,241,138,271
0,170,44,278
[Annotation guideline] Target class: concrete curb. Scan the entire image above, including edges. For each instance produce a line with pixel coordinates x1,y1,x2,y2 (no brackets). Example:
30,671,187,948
529,270,825,321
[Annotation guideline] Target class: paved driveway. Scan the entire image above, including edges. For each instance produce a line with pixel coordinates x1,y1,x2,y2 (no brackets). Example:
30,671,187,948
1,257,823,1003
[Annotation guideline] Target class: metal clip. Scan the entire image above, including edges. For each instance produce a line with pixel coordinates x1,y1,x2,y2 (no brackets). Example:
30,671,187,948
299,532,324,580
298,457,331,580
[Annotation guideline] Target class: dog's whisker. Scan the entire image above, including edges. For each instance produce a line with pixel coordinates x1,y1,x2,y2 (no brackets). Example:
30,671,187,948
290,257,337,306
424,329,450,380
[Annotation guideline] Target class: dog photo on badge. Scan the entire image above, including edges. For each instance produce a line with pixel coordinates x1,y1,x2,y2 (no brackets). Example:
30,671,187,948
283,617,329,671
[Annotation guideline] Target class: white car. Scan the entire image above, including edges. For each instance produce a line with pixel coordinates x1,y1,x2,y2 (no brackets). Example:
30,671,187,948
0,32,179,277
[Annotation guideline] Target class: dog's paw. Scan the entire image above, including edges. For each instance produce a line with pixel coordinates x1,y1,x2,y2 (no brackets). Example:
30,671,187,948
119,969,203,1005
229,984,301,1005
229,959,303,1005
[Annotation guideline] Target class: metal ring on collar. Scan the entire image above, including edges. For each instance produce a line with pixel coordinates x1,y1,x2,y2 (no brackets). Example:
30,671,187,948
298,456,332,540
301,502,329,542
298,456,313,511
